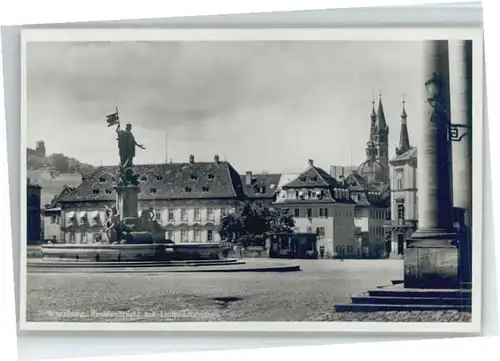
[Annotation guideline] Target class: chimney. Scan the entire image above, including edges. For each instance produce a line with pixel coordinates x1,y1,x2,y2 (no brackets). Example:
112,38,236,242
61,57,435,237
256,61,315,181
245,171,253,186
308,159,314,167
189,154,195,164
214,154,220,164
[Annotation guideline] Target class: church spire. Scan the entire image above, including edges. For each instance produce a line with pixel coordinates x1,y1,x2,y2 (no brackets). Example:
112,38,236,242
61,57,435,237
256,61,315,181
396,98,411,155
376,92,388,131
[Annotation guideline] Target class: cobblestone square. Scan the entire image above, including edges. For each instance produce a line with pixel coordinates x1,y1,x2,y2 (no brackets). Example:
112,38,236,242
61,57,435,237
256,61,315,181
26,259,471,323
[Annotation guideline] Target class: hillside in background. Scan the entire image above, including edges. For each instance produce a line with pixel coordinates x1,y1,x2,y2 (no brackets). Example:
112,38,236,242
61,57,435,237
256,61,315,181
27,148,96,207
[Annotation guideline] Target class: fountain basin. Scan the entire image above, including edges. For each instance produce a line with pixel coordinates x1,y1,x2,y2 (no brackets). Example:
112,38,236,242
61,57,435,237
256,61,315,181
40,243,225,262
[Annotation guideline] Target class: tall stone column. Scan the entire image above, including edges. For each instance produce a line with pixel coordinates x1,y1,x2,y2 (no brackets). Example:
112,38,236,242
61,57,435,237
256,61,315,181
114,184,140,219
404,40,459,289
450,40,473,285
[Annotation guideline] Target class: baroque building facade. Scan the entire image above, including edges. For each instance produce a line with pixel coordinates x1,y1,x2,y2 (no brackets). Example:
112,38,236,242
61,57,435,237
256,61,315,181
384,101,418,258
274,159,357,258
55,155,279,244
343,171,390,258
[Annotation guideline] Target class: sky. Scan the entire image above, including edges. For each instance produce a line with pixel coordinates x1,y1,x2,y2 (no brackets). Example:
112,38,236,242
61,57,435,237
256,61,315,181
26,40,432,174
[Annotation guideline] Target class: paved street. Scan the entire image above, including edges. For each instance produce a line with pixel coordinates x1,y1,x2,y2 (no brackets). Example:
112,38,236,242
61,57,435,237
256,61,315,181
26,259,470,322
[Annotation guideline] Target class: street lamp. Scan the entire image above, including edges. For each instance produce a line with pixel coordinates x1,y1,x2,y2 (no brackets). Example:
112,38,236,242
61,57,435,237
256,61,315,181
425,72,471,143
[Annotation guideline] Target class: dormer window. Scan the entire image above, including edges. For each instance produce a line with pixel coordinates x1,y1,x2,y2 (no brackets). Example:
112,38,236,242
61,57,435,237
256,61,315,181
67,212,77,226
140,176,147,182
78,212,87,226
202,186,209,192
310,176,317,182
185,187,192,193
150,188,157,194
190,175,198,181
92,189,100,195
156,175,163,181
98,176,106,183
208,174,215,180
300,176,306,182
105,189,112,194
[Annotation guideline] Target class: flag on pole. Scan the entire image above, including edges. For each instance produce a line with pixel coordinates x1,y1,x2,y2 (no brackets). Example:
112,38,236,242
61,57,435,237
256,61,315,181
106,108,120,127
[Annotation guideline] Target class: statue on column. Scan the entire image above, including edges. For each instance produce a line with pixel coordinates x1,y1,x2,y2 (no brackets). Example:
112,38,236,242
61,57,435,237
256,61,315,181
116,122,146,168
106,108,145,185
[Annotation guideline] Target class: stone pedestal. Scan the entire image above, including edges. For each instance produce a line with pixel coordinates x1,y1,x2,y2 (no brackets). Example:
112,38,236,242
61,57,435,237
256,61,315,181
404,40,459,289
114,184,140,218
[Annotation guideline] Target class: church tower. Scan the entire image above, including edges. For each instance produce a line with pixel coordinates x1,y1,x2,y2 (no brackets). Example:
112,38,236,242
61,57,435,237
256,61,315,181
358,96,390,185
395,99,411,155
372,94,389,172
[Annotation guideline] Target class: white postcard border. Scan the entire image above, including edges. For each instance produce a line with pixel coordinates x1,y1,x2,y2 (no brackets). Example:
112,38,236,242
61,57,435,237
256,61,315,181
19,27,484,334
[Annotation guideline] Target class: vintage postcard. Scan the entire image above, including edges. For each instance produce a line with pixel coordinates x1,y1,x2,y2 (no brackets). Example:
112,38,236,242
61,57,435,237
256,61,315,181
20,28,483,333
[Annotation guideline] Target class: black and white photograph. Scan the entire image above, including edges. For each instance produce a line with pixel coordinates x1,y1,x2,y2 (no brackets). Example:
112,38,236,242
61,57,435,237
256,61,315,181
20,28,483,332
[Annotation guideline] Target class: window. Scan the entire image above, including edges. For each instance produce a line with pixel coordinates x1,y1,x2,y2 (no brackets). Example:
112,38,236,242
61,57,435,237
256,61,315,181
397,204,405,223
140,176,147,182
167,231,174,241
306,208,312,218
319,207,328,218
208,174,215,180
150,188,157,194
202,186,210,192
293,208,300,217
306,227,313,233
92,189,100,195
310,176,317,182
190,175,198,180
207,208,214,221
50,215,57,224
355,209,361,219
194,230,201,241
300,176,306,182
156,175,163,181
105,189,112,194
99,177,106,183
154,209,162,222
207,230,213,242
184,187,192,193
395,169,404,189
168,209,175,221
181,209,188,222
220,208,228,217
181,230,189,242
316,227,325,239
194,208,200,221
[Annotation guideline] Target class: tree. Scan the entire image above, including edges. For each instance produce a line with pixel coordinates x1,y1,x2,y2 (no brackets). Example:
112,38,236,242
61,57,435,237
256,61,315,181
217,202,295,244
218,212,246,243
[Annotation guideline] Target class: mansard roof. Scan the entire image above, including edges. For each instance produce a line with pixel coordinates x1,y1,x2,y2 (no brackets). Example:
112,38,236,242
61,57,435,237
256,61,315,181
277,165,354,205
240,173,281,200
344,171,368,191
344,172,390,208
282,166,341,189
58,161,246,203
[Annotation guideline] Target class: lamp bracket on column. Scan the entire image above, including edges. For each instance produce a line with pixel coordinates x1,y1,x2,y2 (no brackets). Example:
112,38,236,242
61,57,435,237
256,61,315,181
448,123,469,142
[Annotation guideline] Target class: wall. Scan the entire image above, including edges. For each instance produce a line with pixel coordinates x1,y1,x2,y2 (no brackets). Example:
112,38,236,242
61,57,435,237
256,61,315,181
332,204,357,257
27,185,42,243
43,210,61,242
389,159,418,257
60,198,240,244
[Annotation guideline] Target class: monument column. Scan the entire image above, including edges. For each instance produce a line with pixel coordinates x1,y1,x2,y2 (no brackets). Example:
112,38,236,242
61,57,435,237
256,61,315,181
114,184,140,219
450,40,473,285
404,40,458,289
